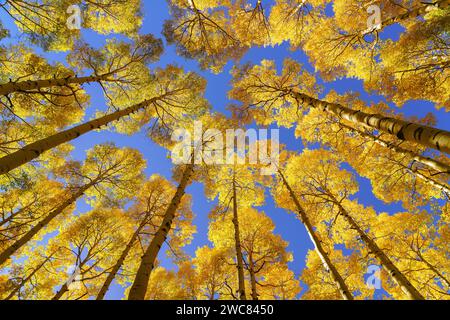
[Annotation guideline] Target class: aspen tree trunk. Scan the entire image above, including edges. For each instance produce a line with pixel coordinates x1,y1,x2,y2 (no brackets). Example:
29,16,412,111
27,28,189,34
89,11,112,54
339,122,450,174
232,177,247,301
96,215,150,300
52,283,70,301
209,286,216,300
287,90,450,153
339,123,450,193
0,181,95,266
278,170,354,300
128,164,194,300
0,74,111,96
4,254,54,300
0,96,163,175
402,164,450,195
332,199,425,300
248,254,259,300
52,259,87,301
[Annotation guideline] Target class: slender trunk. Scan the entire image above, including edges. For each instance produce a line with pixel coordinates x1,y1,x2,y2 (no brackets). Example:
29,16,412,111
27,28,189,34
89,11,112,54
52,262,85,301
53,252,94,300
0,96,163,175
209,286,216,300
4,254,54,300
0,182,95,266
339,122,450,193
52,283,69,300
232,177,247,301
278,170,354,300
0,74,112,96
334,200,425,300
96,215,150,300
127,164,194,300
288,90,450,153
404,165,450,195
248,254,258,301
339,122,450,174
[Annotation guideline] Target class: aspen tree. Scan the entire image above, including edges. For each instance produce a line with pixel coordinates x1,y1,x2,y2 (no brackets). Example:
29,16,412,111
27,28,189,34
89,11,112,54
0,66,209,175
283,149,425,299
0,35,163,96
50,209,127,300
128,163,195,300
98,175,195,300
0,143,145,266
276,169,354,300
230,59,450,153
209,207,300,300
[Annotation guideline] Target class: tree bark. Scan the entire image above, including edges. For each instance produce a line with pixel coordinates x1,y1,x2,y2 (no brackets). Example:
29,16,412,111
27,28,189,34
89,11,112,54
232,176,247,301
0,74,111,96
402,164,450,195
333,200,425,300
0,96,164,175
127,163,194,300
52,283,69,300
248,254,259,300
338,122,450,194
96,214,150,300
0,181,95,266
338,122,450,175
288,89,450,154
51,260,86,301
278,170,354,300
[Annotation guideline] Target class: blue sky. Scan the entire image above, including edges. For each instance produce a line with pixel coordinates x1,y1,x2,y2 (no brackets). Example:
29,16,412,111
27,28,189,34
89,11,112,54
1,0,449,300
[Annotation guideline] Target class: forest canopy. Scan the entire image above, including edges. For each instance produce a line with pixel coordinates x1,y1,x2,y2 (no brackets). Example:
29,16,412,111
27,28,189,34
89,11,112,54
0,0,449,301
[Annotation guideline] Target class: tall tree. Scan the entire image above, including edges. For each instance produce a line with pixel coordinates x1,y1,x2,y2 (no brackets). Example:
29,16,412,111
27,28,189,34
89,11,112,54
128,164,195,300
0,34,163,97
282,149,425,299
297,92,450,208
209,207,300,300
50,208,127,300
230,59,450,153
97,175,195,300
274,167,354,300
127,113,237,300
0,143,145,266
204,159,266,300
0,66,209,175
